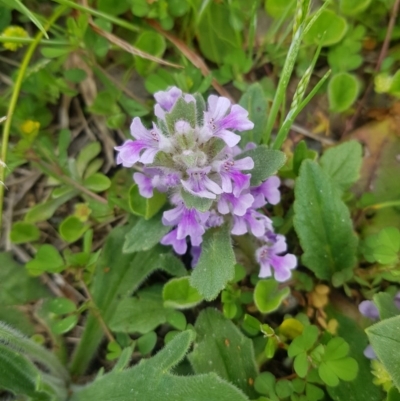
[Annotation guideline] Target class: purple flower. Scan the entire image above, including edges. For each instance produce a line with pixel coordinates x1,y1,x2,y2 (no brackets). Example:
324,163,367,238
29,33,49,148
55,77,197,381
163,204,209,246
363,345,377,359
154,88,195,120
359,300,380,321
251,176,281,208
256,235,297,282
201,95,254,147
115,118,171,166
133,172,153,198
161,229,187,255
181,167,222,199
218,193,254,217
231,209,272,237
205,210,224,228
213,156,254,196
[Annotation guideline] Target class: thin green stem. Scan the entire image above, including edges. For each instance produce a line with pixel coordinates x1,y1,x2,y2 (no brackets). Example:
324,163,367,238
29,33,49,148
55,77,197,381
0,5,67,234
0,37,69,45
263,25,304,145
364,200,400,211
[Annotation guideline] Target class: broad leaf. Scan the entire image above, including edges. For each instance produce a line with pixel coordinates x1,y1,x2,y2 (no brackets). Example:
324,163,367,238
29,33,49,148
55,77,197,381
328,73,359,113
293,160,358,280
367,316,400,391
239,83,268,145
236,145,286,186
71,330,250,401
123,212,170,253
163,277,203,309
320,141,362,192
188,308,258,398
190,225,236,301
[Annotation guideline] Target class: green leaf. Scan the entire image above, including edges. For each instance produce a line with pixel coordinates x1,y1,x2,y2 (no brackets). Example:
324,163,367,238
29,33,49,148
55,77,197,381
134,31,166,76
64,68,87,83
53,314,79,334
190,225,236,301
137,331,157,355
166,310,187,331
239,83,268,145
254,372,276,397
109,286,168,334
324,338,349,361
10,221,40,244
76,142,101,178
320,141,363,192
327,357,358,382
367,315,400,391
304,10,347,47
129,184,167,219
288,325,319,357
328,73,360,113
294,352,309,378
123,212,170,253
70,227,176,375
181,189,213,212
275,380,293,398
188,308,258,398
59,216,88,243
83,173,111,192
0,253,49,306
253,279,290,314
0,343,46,399
265,0,295,18
163,277,203,309
327,307,384,401
165,97,196,132
197,1,241,64
340,0,371,15
319,362,339,387
71,330,250,401
293,160,358,280
306,383,324,401
293,140,318,176
24,190,77,223
373,227,400,264
236,146,286,186
26,245,65,275
374,292,400,320
49,298,76,315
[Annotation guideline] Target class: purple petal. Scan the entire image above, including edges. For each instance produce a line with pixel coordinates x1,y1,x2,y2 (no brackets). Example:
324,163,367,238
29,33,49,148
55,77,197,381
130,117,150,140
176,209,207,243
115,140,144,167
140,147,159,164
270,254,297,282
133,172,153,198
262,176,281,205
364,345,377,359
207,95,231,121
161,229,187,255
154,87,182,112
359,300,380,320
215,129,241,147
231,216,247,236
234,157,254,171
270,234,288,254
219,104,254,132
162,204,185,226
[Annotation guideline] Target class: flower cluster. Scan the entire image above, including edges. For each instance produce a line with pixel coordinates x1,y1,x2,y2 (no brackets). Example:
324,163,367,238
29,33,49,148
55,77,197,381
115,87,296,281
359,292,400,359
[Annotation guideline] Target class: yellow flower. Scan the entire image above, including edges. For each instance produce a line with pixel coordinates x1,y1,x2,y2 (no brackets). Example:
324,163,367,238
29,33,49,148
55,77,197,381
371,359,393,391
20,120,40,136
1,26,29,51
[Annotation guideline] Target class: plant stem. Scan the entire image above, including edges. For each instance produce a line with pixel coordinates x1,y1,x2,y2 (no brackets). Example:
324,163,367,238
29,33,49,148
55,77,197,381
0,37,68,45
0,5,67,234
